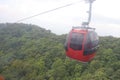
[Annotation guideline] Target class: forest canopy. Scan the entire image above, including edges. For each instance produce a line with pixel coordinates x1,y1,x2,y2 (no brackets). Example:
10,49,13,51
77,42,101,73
0,23,120,80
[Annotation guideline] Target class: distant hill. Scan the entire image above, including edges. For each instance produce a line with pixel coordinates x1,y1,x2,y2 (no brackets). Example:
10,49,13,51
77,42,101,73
0,23,120,80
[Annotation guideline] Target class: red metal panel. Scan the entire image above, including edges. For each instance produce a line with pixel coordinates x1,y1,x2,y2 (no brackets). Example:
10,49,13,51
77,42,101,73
65,28,96,62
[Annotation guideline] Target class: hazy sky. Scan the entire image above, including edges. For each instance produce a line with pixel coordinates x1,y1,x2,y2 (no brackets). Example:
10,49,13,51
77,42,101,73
0,0,120,37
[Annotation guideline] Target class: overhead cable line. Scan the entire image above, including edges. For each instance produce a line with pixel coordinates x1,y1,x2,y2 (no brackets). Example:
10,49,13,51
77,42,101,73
16,0,83,22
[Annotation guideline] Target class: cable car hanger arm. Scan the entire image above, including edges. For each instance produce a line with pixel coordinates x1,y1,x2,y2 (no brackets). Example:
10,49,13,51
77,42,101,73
82,0,95,26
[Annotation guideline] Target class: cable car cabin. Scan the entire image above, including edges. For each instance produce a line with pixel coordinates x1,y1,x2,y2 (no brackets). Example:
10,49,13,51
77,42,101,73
65,27,99,62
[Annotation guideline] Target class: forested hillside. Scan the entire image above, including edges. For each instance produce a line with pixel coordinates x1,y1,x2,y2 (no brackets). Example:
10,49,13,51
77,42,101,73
0,23,120,80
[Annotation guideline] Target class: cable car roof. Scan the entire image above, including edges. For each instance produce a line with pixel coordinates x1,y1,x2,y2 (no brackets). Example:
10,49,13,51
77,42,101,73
72,26,95,32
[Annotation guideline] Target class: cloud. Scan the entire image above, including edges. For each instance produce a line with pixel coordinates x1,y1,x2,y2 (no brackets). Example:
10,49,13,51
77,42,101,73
0,0,120,37
94,24,120,37
92,14,120,25
93,0,120,19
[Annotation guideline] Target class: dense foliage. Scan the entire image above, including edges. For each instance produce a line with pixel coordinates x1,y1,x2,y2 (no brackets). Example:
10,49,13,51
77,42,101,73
0,23,120,80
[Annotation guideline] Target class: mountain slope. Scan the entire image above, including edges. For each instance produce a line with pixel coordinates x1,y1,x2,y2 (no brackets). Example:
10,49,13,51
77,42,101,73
0,23,120,80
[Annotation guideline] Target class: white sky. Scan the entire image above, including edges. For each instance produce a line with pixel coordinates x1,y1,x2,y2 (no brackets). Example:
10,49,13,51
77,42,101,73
0,0,120,37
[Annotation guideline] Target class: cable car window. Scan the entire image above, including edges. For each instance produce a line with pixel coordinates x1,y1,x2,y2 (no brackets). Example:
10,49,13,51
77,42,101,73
90,32,99,47
64,34,69,51
70,32,84,50
85,33,91,49
84,31,99,55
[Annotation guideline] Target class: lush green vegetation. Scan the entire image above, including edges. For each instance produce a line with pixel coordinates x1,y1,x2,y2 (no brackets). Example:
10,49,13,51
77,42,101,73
0,23,120,80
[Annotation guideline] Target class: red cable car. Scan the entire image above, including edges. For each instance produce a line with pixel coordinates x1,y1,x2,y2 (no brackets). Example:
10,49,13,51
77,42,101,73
64,26,99,62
